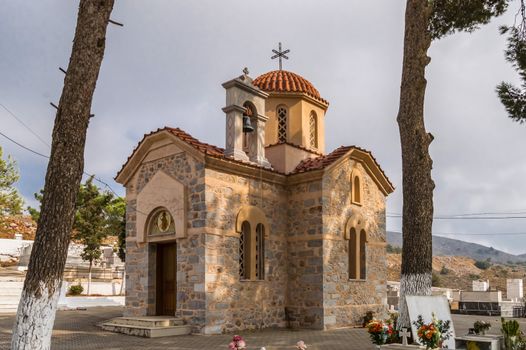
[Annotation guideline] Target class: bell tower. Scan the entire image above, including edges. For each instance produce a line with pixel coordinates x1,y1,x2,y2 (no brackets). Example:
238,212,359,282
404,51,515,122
222,69,272,168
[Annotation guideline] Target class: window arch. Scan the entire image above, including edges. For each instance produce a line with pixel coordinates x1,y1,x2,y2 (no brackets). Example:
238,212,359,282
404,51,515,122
256,224,265,279
236,206,269,281
277,105,288,142
309,111,318,149
360,229,367,280
345,216,367,280
243,102,257,155
348,228,358,279
239,221,250,280
147,207,176,236
351,171,363,205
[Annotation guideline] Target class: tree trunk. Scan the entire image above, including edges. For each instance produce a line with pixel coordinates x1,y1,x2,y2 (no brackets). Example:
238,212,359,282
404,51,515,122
396,0,435,328
87,260,92,296
11,1,114,349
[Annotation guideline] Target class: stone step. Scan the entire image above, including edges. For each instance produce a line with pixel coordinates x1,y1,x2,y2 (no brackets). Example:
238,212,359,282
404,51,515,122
100,322,192,338
108,316,184,328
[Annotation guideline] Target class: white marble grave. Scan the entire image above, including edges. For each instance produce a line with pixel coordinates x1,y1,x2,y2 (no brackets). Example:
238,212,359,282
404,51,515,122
405,295,456,350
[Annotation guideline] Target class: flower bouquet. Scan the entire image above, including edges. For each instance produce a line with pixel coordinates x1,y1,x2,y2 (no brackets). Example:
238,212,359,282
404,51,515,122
367,320,394,346
413,314,452,349
473,320,491,335
228,335,246,349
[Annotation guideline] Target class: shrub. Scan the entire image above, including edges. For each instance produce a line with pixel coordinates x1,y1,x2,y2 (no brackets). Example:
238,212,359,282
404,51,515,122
68,284,84,296
432,272,441,287
440,265,450,275
386,244,402,254
475,260,492,270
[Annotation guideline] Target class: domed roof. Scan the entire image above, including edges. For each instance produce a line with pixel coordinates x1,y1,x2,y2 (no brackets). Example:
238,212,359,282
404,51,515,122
253,70,328,105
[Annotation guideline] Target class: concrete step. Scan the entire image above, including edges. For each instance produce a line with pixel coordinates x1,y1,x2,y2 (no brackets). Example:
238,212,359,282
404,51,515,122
100,322,191,338
0,289,23,296
108,316,183,328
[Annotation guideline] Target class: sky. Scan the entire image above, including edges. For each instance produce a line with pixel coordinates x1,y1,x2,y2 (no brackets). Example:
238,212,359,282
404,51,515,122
1,1,526,254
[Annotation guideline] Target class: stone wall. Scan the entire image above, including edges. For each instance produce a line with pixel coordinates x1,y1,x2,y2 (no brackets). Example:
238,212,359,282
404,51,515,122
286,180,324,329
124,151,207,332
321,159,388,329
203,168,288,334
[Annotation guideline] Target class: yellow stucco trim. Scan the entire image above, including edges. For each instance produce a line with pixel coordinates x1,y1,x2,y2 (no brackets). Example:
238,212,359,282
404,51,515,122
235,205,270,238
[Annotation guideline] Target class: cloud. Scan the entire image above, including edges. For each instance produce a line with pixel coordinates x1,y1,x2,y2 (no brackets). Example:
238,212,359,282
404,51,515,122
1,0,525,254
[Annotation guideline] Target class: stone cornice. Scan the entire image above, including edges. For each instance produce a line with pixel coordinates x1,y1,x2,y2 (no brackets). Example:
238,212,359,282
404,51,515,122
205,155,287,185
222,77,269,99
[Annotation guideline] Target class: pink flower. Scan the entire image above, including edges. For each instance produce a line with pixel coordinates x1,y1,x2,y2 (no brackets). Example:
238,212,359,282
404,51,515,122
237,340,246,349
228,341,237,350
233,335,243,342
297,340,307,350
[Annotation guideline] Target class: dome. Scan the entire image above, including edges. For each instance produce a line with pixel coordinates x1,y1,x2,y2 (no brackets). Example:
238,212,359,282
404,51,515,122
253,70,328,105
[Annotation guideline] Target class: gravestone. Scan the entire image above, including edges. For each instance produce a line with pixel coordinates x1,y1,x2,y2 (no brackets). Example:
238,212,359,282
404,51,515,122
405,295,456,350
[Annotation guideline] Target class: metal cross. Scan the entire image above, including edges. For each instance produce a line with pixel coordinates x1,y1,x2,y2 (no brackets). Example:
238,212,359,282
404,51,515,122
271,42,290,70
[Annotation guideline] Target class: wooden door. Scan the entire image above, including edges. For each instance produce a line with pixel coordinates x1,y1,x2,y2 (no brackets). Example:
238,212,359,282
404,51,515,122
156,243,177,316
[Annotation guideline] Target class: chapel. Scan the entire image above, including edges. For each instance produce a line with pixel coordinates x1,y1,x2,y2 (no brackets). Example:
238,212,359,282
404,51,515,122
115,67,394,334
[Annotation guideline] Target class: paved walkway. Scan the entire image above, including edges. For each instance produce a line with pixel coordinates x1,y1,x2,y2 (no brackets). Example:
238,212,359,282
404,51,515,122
0,307,374,350
1,307,525,350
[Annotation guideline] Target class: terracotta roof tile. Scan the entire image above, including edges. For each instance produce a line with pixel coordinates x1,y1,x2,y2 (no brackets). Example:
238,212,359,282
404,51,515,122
116,128,392,191
253,70,329,105
165,127,224,157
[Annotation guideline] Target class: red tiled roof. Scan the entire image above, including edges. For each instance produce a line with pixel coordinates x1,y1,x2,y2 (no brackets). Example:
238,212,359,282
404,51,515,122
253,70,329,105
116,128,393,192
292,146,354,174
165,127,224,157
292,145,394,191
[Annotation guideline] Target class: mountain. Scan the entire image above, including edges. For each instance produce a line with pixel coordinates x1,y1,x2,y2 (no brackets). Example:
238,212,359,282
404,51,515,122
387,231,526,264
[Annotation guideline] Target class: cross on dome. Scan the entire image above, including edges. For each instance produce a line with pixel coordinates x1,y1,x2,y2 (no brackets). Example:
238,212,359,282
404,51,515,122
271,42,290,70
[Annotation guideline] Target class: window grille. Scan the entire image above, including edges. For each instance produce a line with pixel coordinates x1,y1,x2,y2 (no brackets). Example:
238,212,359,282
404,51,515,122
277,106,287,142
309,112,318,149
255,224,265,280
239,222,250,279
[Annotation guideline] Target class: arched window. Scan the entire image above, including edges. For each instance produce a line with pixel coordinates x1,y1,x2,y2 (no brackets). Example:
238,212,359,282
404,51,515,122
351,172,362,205
239,221,250,280
347,225,367,280
243,102,256,154
348,228,358,280
309,111,318,149
148,208,176,236
360,229,367,279
277,106,288,142
256,224,265,280
236,206,269,281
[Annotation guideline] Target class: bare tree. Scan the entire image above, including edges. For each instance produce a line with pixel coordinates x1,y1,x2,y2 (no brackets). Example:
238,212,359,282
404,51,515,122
11,1,114,348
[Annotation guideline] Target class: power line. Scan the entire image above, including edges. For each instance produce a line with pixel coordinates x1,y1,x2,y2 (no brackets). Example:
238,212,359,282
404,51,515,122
0,103,50,149
389,230,526,236
387,210,526,217
387,214,526,220
0,130,50,159
0,128,123,199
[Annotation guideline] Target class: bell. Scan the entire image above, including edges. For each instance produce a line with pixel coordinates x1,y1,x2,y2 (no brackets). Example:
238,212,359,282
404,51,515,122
242,115,254,133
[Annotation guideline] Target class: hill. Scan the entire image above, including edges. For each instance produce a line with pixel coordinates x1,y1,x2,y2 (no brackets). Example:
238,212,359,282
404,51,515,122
387,253,526,296
387,231,526,264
